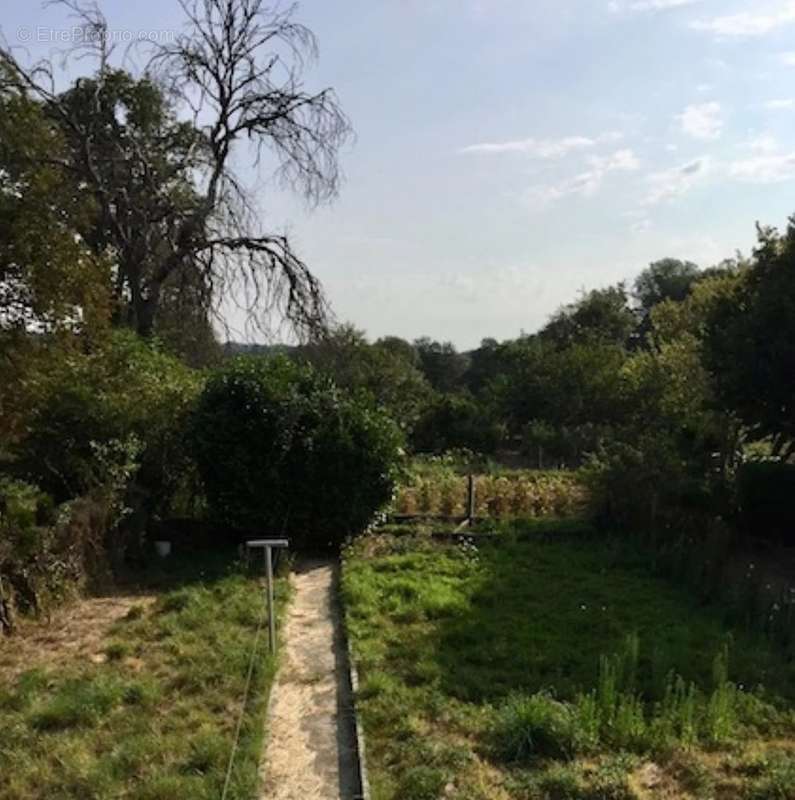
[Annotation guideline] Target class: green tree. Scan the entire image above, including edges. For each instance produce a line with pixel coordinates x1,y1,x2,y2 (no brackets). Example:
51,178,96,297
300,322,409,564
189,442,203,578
374,336,421,368
0,73,111,337
541,284,637,348
703,221,795,460
411,394,504,454
634,258,701,313
465,338,503,395
298,325,433,430
494,337,627,436
413,337,470,393
1,0,352,339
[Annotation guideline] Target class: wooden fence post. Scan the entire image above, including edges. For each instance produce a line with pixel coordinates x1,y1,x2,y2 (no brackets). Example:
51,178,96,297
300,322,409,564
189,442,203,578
466,474,475,527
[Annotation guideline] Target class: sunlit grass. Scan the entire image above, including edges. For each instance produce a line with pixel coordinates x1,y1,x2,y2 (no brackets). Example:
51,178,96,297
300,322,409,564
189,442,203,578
0,551,287,800
342,526,795,800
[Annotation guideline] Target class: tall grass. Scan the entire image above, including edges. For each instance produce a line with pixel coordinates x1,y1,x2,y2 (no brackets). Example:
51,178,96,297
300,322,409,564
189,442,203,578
492,636,755,763
344,531,795,800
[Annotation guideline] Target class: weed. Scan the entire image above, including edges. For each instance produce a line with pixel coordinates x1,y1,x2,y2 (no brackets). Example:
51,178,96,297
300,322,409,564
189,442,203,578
105,642,129,661
396,765,447,800
30,675,124,731
125,604,145,621
538,763,584,799
122,678,161,708
493,692,577,762
744,753,795,800
158,590,192,613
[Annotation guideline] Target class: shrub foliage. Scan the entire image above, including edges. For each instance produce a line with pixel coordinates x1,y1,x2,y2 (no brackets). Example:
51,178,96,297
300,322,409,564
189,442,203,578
189,357,403,548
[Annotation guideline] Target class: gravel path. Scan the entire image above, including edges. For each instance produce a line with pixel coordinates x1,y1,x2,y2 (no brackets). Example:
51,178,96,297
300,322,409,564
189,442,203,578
259,559,359,800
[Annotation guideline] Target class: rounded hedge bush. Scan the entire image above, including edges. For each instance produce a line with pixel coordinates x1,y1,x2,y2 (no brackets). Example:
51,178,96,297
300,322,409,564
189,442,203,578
189,356,403,549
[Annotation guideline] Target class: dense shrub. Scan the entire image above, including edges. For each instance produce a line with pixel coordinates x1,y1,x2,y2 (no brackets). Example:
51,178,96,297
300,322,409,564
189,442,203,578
582,434,715,536
0,478,119,626
736,461,795,545
189,356,403,549
12,331,201,514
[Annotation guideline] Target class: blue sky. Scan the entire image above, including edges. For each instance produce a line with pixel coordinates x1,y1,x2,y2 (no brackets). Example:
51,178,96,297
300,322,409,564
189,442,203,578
4,1,795,347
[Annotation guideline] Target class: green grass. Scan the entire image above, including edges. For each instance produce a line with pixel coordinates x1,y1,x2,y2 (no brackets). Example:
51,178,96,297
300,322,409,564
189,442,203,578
342,526,795,800
0,550,288,800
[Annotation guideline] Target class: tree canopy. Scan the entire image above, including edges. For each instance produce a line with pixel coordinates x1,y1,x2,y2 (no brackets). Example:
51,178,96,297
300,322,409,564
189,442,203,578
704,222,795,460
0,0,352,340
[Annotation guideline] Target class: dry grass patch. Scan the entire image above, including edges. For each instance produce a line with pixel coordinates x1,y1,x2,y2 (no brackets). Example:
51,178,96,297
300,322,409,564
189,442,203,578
0,550,287,800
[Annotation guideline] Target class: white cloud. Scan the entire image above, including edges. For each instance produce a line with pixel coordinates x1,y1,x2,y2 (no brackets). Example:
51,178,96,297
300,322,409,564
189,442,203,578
609,0,700,12
745,134,780,153
460,131,627,159
677,102,723,140
644,157,710,205
728,152,795,182
572,149,641,194
691,3,795,38
764,98,795,109
527,149,640,205
460,136,596,158
600,149,642,171
641,140,795,195
780,51,795,65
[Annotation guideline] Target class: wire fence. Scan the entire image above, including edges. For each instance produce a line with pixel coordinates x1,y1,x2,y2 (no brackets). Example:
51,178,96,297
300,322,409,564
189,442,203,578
220,576,270,800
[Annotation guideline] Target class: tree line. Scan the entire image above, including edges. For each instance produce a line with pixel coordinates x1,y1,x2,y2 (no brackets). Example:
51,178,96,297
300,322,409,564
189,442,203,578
1,0,793,622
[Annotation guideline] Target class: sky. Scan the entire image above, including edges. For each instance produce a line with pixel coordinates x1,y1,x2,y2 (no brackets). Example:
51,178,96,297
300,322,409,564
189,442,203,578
3,0,795,348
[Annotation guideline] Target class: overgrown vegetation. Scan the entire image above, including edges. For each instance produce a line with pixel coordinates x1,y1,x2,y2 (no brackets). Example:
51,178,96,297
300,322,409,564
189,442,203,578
342,528,795,800
0,551,286,800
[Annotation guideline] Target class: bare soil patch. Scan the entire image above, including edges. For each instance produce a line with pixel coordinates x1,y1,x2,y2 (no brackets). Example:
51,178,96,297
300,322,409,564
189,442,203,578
0,593,155,681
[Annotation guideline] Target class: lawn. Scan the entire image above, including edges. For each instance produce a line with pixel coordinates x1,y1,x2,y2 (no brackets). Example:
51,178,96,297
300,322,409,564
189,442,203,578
342,522,795,800
0,550,287,800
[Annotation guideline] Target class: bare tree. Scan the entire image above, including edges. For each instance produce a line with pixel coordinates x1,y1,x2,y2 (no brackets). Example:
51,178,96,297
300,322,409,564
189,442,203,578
0,0,352,339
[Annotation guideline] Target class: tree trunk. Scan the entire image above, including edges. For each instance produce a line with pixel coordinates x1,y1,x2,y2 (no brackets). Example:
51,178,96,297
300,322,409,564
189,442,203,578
0,577,15,636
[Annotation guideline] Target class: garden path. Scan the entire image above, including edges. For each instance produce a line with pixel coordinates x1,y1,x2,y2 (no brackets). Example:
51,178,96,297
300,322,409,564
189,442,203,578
259,559,359,800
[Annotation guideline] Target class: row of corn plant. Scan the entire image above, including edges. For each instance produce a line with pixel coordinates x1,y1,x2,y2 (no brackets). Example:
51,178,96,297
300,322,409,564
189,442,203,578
393,471,587,518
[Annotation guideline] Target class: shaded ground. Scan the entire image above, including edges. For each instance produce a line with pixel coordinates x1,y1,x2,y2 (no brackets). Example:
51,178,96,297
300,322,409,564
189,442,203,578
0,594,155,681
260,559,359,800
342,530,795,800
